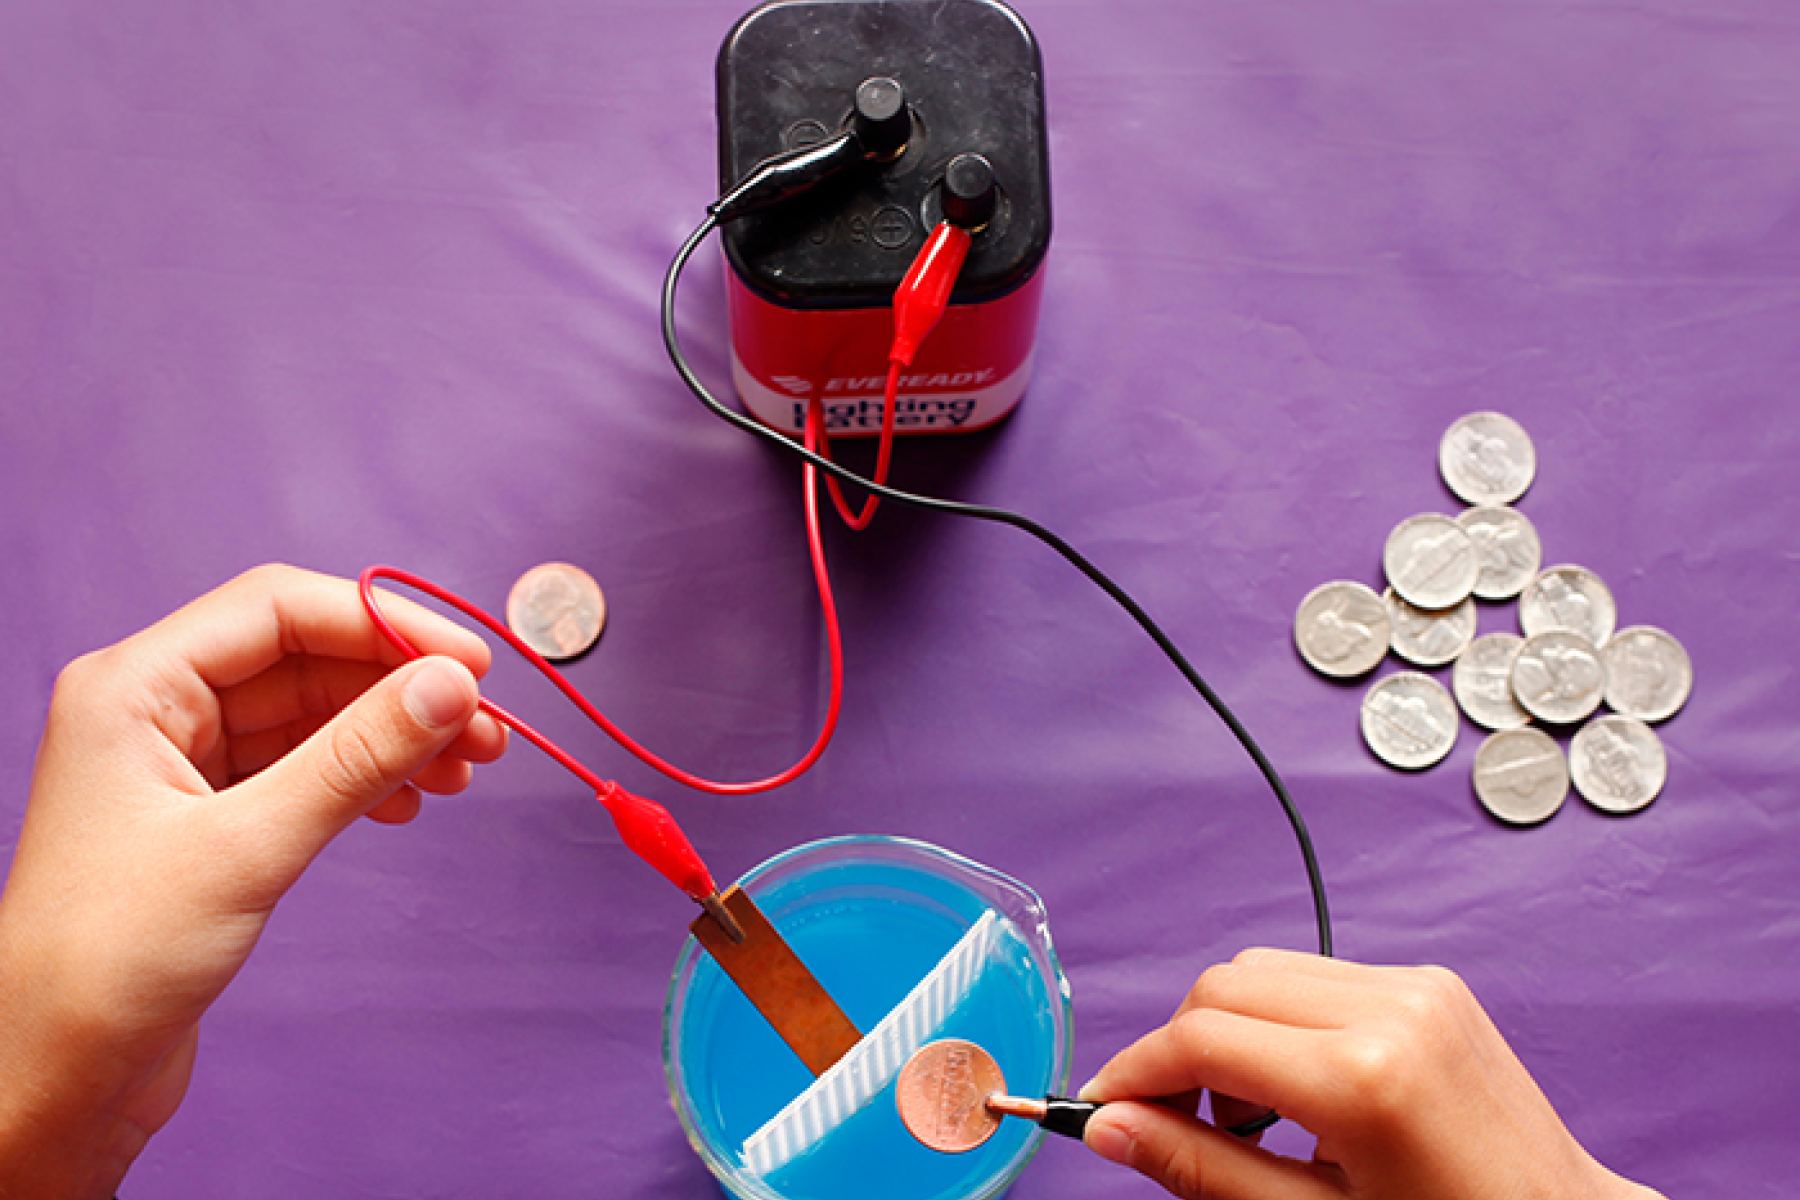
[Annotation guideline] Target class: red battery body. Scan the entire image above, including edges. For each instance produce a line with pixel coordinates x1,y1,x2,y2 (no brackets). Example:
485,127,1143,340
716,0,1052,438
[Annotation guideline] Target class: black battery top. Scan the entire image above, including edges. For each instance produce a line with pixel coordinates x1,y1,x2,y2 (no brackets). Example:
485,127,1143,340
717,0,1051,309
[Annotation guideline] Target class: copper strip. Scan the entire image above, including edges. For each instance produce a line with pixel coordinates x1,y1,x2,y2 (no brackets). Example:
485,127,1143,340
690,885,863,1077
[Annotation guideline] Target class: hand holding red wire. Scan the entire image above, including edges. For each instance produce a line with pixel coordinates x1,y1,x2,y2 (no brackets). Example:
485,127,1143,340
358,566,723,906
358,562,838,940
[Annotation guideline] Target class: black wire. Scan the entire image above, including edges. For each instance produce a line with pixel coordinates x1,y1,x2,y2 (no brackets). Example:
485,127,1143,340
661,214,1333,963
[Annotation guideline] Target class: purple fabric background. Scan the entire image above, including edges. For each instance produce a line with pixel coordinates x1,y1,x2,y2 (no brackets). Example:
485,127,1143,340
4,0,1797,1195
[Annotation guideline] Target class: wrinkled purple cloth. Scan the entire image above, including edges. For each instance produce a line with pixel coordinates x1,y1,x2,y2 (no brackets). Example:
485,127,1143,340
3,1,1796,1196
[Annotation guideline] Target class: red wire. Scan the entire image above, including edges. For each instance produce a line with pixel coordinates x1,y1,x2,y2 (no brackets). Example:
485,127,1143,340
820,221,970,532
822,359,903,530
359,226,965,791
358,435,844,796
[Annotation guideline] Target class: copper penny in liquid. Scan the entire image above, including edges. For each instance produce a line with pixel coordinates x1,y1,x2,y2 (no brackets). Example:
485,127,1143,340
896,1039,1006,1154
505,562,606,660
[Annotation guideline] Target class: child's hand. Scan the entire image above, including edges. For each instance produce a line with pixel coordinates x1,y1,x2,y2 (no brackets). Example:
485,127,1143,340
0,564,507,1198
1081,948,1662,1200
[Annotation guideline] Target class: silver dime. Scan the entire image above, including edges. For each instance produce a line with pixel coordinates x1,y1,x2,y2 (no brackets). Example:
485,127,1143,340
1361,672,1459,770
1295,581,1391,679
1519,565,1616,648
1511,631,1605,725
1570,715,1666,815
1452,632,1531,731
1383,514,1478,611
1601,625,1693,723
1439,412,1536,506
1455,506,1542,600
1473,728,1568,825
1383,587,1476,669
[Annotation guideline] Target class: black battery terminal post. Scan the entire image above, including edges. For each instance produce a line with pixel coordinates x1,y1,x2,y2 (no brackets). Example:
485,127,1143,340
709,76,913,224
887,154,999,369
939,152,998,234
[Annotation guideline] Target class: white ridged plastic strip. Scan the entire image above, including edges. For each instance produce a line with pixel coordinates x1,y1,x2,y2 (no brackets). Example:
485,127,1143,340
741,909,1004,1177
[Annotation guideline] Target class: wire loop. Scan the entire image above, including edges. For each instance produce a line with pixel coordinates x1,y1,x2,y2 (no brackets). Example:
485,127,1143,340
663,213,1333,961
357,415,845,798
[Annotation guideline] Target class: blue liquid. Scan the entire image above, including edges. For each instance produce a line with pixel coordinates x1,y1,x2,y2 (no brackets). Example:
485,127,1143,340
672,856,1061,1200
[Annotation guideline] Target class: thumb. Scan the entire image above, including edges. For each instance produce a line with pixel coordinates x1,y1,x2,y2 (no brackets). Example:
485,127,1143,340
242,656,480,876
1085,1101,1214,1200
1084,1101,1336,1200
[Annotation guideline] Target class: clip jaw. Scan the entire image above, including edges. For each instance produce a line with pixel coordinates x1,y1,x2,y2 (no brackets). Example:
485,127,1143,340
697,889,746,943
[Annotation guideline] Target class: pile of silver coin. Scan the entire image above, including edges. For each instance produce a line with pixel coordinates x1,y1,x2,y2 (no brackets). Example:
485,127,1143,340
1293,412,1692,826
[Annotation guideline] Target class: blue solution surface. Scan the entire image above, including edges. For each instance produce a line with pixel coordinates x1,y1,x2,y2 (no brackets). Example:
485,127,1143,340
672,856,1061,1200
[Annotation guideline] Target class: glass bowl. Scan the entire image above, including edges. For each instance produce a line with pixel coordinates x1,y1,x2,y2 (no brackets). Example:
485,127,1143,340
663,835,1071,1200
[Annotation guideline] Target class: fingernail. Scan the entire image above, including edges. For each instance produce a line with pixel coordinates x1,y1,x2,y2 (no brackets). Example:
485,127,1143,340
404,659,473,730
1076,1076,1102,1102
1083,1114,1131,1164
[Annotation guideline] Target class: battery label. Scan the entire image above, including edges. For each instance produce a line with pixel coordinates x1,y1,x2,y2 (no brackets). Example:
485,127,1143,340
726,265,1044,437
731,357,1034,433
